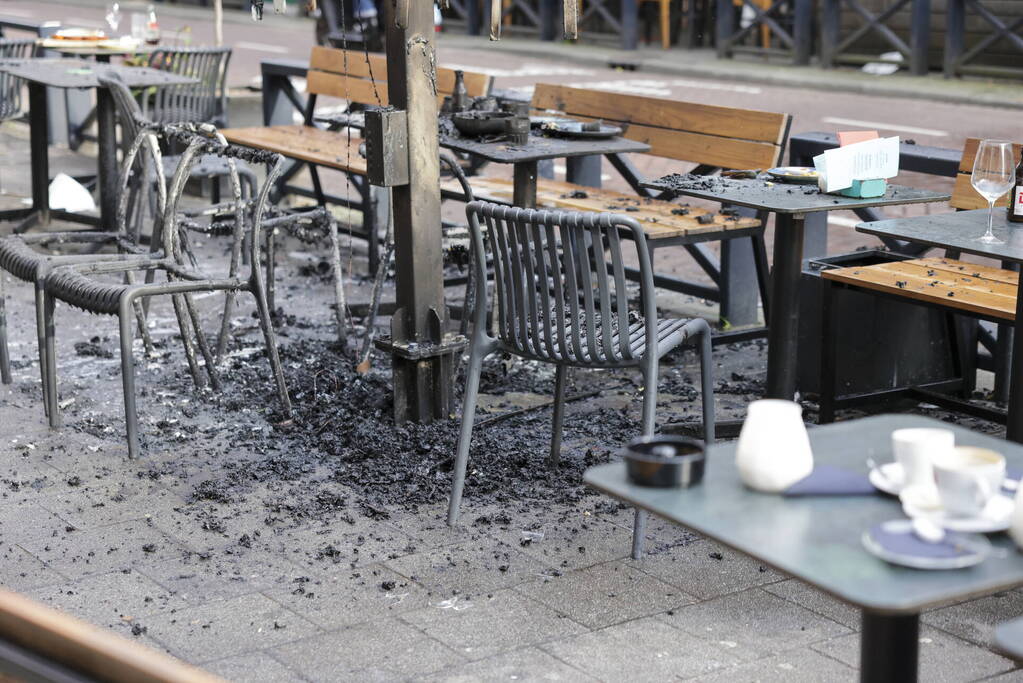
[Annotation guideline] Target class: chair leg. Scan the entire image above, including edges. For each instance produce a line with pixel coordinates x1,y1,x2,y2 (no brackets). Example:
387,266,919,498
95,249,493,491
633,354,661,560
696,319,716,444
326,214,347,346
549,364,568,467
660,0,671,48
171,293,204,390
751,232,771,322
448,341,489,526
265,226,277,314
183,294,221,391
819,280,838,424
34,280,49,416
250,285,292,416
43,290,60,428
0,278,10,385
119,296,142,459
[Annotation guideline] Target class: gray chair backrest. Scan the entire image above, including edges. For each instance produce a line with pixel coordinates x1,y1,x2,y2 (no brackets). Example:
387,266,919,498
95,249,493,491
0,38,35,121
146,46,231,126
465,201,658,367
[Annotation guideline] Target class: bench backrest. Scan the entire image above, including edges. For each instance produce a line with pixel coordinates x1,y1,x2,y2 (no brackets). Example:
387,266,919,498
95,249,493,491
531,83,791,170
305,46,492,108
952,138,1023,211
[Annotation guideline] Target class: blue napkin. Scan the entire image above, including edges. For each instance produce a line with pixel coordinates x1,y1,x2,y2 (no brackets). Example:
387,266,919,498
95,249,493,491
784,465,876,496
869,522,969,559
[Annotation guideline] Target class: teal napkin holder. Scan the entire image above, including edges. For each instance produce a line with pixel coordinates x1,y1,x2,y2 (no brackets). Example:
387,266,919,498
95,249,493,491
834,178,887,198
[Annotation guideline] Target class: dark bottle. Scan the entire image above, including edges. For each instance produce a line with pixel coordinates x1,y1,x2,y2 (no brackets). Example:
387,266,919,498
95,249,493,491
451,70,469,113
1011,148,1023,224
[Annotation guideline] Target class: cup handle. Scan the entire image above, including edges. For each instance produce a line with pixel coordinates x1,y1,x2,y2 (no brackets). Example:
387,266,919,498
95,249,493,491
972,475,993,511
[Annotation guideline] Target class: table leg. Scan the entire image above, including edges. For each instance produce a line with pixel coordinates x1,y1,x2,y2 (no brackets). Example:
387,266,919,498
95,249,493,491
96,86,118,232
513,161,538,209
1006,278,1023,442
860,611,919,682
765,213,805,399
28,83,50,226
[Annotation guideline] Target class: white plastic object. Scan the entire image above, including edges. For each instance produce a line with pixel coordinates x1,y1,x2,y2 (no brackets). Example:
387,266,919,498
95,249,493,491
48,174,96,213
1008,482,1023,550
735,399,814,493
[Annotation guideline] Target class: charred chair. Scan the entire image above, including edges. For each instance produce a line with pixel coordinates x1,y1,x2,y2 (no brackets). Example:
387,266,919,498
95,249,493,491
0,123,166,403
447,202,716,559
41,127,292,458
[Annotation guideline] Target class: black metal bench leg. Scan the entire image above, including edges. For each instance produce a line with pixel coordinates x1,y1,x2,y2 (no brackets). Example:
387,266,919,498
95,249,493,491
751,231,771,321
860,611,919,683
819,278,838,424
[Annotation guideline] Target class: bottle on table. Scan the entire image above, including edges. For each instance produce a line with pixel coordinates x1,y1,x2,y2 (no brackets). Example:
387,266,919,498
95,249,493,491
451,70,469,113
1010,147,1023,224
144,5,160,45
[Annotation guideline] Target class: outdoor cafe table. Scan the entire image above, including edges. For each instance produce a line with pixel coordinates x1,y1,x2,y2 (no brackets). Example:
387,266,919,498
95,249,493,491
856,208,1023,443
0,59,194,232
639,176,950,401
584,413,1023,683
439,132,650,208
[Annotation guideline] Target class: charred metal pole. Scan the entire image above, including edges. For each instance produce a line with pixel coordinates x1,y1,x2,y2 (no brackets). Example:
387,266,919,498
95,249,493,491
376,0,462,423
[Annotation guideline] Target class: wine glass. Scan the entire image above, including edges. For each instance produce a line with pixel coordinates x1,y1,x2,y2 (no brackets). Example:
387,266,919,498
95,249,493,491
971,139,1015,244
105,2,122,33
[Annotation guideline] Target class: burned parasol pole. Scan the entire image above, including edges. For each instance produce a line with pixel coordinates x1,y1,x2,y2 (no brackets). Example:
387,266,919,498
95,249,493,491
370,0,579,424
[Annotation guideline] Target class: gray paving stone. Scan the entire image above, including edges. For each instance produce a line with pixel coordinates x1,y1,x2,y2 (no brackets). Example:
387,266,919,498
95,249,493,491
262,517,415,571
18,519,186,578
0,542,66,591
923,592,1023,648
141,592,322,662
632,539,783,600
27,569,187,630
386,504,484,550
202,651,305,682
271,617,465,680
151,501,285,554
811,626,1016,683
264,562,433,630
136,549,313,605
400,589,586,661
762,579,861,629
36,481,185,531
540,616,740,680
688,647,857,682
486,513,633,572
420,646,597,682
515,559,696,629
384,538,551,598
981,669,1023,682
0,500,71,544
658,588,851,662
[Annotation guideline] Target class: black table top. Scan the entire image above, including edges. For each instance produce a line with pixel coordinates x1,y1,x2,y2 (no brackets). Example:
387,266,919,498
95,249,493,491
584,414,1023,615
0,59,194,89
857,208,1023,266
641,174,950,215
440,130,649,164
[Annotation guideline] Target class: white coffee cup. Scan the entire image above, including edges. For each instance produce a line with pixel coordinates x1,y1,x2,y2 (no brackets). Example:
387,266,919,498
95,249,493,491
932,446,1005,518
891,428,954,489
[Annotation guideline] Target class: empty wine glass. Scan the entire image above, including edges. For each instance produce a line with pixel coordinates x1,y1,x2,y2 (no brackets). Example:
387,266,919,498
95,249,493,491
971,139,1015,244
105,2,122,33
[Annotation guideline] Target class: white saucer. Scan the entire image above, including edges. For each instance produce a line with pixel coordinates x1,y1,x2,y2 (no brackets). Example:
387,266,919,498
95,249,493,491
902,488,1015,533
869,462,905,496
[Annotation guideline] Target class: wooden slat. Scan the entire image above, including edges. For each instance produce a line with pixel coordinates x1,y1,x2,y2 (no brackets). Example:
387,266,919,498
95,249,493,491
915,256,1020,286
307,70,387,106
308,46,491,99
0,589,223,683
564,114,783,169
532,83,790,145
822,259,1016,322
443,176,760,240
952,137,1022,210
221,125,367,175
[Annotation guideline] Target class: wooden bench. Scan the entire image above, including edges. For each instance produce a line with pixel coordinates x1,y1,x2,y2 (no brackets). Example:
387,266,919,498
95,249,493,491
449,82,791,326
222,46,492,273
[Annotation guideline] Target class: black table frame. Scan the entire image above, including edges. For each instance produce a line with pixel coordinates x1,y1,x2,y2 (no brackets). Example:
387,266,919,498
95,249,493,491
641,177,950,400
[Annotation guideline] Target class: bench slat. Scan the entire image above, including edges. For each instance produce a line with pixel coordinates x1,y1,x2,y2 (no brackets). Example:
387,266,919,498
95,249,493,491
533,83,789,146
221,125,366,175
822,258,1016,322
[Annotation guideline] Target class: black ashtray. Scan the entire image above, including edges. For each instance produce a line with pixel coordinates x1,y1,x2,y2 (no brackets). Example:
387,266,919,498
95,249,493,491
624,435,705,488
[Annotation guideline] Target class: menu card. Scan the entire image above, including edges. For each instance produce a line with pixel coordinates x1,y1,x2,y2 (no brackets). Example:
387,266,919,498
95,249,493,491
813,136,900,192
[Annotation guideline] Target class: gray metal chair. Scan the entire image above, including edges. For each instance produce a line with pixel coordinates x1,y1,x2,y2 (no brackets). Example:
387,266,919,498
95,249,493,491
447,201,716,559
0,122,165,401
145,46,231,127
41,126,291,458
0,38,34,122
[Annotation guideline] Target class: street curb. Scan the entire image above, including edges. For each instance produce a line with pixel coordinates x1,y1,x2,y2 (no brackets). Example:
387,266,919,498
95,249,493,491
436,33,1023,111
